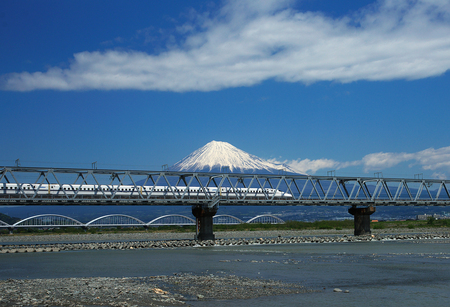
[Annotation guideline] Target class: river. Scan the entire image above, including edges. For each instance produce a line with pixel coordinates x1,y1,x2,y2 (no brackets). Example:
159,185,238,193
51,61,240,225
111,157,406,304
1,238,449,306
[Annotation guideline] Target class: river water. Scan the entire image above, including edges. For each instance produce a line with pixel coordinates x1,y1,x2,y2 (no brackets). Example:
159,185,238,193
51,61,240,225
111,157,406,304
1,238,449,306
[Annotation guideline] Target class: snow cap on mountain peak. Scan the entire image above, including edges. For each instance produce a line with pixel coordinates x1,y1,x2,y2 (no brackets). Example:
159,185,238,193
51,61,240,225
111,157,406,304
169,140,301,174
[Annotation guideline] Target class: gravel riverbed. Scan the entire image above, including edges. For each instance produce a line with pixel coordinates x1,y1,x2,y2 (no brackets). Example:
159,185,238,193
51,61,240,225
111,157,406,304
1,228,450,253
1,229,449,306
0,273,313,306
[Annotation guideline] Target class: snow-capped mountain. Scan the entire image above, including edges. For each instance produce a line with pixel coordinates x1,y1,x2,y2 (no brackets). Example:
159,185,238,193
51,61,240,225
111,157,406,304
169,141,303,174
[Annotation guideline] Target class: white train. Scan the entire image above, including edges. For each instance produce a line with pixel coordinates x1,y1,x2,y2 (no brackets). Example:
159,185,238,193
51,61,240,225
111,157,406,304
0,183,292,198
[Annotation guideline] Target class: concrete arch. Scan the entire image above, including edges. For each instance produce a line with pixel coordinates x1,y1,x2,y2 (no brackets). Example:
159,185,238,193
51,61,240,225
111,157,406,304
246,214,285,224
86,214,146,227
13,214,84,227
148,214,195,226
213,214,244,224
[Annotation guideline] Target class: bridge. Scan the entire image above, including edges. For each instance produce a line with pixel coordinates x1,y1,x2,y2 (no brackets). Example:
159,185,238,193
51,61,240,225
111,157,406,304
0,214,284,232
1,166,450,239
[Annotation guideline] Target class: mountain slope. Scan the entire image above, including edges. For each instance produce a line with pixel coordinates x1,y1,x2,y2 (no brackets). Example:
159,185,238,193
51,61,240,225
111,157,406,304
169,141,303,174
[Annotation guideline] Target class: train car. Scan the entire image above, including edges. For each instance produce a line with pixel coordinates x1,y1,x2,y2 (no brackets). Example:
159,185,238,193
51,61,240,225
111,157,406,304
0,183,292,199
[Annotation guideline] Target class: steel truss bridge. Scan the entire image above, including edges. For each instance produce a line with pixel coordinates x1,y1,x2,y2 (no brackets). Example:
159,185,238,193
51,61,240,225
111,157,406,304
1,166,450,206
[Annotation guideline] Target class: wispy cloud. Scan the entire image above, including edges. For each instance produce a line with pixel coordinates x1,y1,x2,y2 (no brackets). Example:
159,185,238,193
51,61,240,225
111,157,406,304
269,158,361,174
2,0,450,91
276,145,450,178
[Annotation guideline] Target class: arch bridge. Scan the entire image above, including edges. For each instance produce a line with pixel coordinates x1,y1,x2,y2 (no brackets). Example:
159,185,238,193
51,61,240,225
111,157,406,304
0,214,284,231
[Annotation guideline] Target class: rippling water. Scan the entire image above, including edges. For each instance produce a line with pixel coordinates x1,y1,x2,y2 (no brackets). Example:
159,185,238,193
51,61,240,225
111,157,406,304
1,239,449,306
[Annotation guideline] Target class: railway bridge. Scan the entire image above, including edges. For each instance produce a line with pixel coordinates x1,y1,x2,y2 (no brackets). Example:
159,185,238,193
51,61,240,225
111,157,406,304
1,166,450,240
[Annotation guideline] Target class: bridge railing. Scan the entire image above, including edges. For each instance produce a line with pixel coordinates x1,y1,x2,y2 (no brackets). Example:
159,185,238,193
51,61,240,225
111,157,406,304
1,166,450,206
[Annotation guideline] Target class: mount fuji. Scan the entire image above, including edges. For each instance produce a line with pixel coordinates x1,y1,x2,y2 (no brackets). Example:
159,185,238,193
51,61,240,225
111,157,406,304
169,141,304,175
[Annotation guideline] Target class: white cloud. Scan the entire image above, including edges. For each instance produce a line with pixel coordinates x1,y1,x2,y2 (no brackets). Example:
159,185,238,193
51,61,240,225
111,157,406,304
414,147,450,170
269,158,361,174
2,0,450,91
432,172,447,179
361,152,415,172
279,145,450,178
360,147,450,173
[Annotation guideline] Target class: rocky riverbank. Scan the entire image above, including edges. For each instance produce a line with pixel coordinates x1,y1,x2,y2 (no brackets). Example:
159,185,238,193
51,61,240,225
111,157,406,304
0,273,313,306
1,227,449,243
1,229,449,253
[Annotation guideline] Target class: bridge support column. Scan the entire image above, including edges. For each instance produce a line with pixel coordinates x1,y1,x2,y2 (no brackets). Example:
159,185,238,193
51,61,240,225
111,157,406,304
192,204,218,241
348,206,376,236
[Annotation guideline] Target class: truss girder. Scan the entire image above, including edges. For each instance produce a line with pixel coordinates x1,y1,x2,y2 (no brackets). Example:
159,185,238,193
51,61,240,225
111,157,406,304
1,166,450,206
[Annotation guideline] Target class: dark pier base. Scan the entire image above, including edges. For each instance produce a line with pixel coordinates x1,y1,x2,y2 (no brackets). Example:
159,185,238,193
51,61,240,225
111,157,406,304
348,206,376,236
192,205,218,241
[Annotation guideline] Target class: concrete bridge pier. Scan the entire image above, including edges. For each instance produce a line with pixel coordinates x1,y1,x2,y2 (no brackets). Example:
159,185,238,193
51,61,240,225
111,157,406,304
192,204,218,241
348,205,376,236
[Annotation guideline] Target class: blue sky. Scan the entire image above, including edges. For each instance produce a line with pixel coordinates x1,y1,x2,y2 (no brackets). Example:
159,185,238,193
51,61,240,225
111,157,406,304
1,0,450,179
